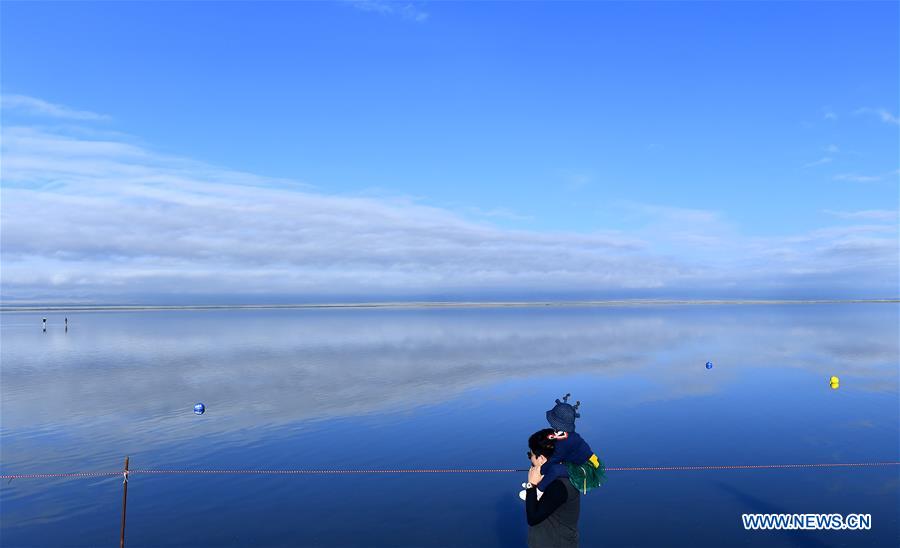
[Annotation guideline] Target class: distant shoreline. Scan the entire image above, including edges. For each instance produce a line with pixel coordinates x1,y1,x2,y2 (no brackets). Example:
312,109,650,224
1,299,898,312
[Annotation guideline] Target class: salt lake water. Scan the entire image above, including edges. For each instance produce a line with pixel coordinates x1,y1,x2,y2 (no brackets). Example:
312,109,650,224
1,304,898,547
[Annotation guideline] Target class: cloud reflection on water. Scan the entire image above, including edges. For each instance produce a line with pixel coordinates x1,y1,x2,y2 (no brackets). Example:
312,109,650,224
2,306,895,433
0,306,895,474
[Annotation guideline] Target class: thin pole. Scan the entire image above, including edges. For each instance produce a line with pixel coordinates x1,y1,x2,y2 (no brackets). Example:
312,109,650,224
120,456,129,548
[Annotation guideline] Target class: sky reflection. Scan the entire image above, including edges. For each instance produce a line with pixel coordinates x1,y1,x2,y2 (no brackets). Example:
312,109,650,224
1,305,897,547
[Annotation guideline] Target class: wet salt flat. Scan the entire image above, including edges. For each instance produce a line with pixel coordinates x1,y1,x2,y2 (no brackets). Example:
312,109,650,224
1,304,898,547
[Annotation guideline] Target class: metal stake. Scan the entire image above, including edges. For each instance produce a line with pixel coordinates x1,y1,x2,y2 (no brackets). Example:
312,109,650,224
120,456,129,548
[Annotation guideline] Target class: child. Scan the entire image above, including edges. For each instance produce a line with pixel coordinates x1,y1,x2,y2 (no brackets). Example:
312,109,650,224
538,394,603,494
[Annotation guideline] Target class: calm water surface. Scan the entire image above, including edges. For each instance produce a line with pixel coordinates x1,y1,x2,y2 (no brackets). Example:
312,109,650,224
1,305,898,547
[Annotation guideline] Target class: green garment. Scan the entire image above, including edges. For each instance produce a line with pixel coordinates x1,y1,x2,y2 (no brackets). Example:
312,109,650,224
566,458,606,495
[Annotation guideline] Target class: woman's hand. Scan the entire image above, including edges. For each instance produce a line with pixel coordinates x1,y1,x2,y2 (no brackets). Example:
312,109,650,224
528,465,544,487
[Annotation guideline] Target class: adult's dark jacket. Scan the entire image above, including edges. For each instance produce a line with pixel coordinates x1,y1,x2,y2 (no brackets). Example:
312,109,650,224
525,477,580,548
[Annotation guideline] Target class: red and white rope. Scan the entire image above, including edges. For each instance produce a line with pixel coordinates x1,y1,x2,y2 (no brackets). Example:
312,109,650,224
3,461,898,480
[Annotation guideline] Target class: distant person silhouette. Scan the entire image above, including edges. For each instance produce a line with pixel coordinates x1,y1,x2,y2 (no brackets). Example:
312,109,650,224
42,318,47,332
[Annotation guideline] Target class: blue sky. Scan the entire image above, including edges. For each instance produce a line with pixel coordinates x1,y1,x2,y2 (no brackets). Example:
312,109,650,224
1,1,898,303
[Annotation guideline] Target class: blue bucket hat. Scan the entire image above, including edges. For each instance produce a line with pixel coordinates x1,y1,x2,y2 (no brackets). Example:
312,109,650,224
546,393,581,432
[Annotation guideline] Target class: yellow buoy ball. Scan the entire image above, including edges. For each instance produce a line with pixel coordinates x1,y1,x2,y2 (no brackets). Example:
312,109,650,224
830,376,840,390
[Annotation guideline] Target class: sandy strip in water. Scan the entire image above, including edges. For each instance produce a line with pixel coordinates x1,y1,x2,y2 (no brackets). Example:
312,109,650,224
2,299,897,312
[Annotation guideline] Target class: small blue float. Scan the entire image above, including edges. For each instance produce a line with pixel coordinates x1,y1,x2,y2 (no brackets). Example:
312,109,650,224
193,402,206,415
705,361,713,369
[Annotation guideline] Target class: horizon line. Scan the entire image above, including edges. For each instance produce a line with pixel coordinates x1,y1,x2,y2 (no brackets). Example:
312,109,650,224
1,298,898,313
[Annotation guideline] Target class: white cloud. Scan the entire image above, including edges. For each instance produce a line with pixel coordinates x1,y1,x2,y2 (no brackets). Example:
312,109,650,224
823,209,899,222
3,125,676,301
1,94,110,121
620,201,723,226
803,157,833,168
833,173,882,183
464,206,534,222
344,0,428,22
1,100,897,303
854,107,900,125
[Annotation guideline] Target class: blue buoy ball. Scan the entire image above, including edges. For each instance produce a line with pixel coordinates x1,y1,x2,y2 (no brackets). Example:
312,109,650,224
705,361,713,369
193,403,206,415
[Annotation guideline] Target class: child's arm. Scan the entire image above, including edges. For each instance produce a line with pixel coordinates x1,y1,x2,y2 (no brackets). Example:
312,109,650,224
536,463,568,491
539,454,564,476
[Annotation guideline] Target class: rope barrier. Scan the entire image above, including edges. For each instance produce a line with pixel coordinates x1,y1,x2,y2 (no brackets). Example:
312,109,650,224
605,462,900,471
2,471,122,479
3,461,898,480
